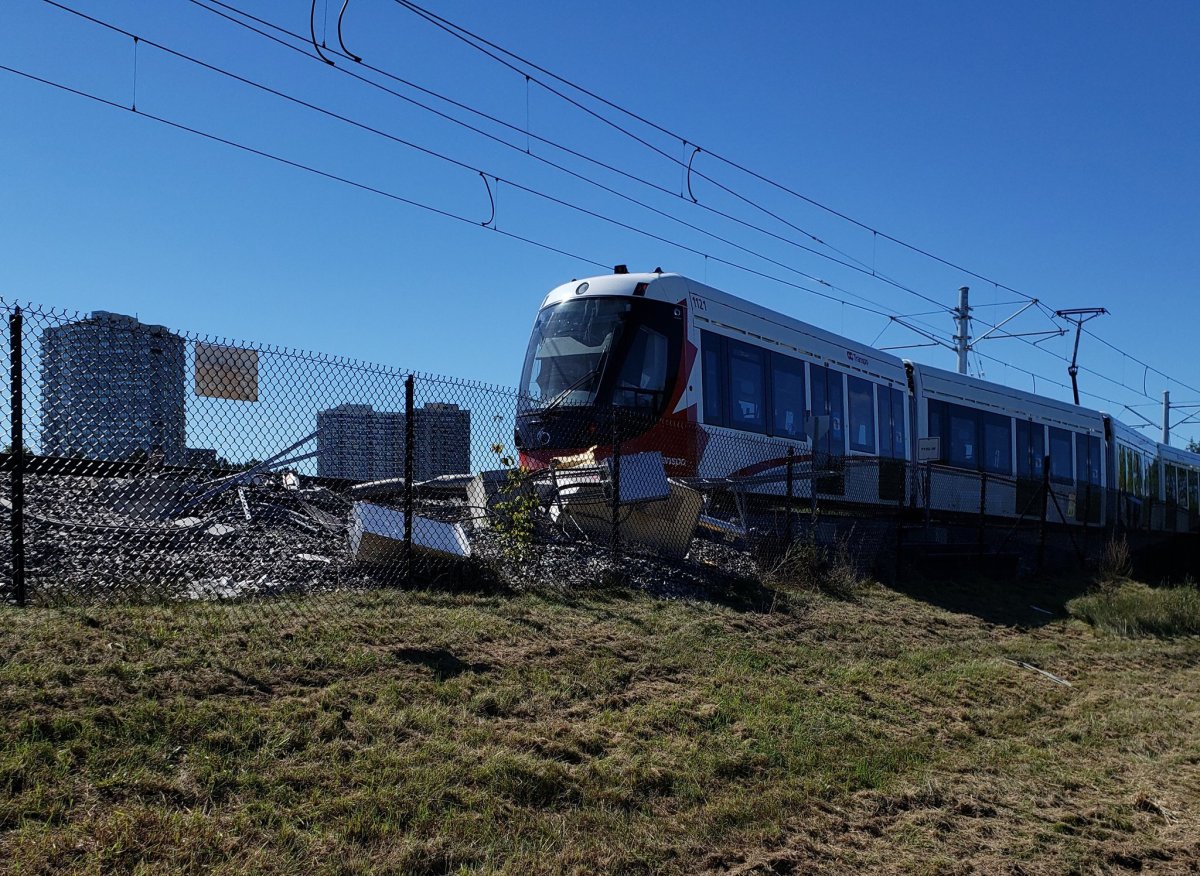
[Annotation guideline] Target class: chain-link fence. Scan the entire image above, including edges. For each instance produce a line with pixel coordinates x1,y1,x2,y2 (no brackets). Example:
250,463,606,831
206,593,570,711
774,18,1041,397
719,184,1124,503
0,299,1183,611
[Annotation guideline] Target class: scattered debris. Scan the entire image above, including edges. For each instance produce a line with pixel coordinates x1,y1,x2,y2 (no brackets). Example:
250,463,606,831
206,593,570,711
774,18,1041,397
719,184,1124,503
4,454,768,603
1003,658,1072,687
96,479,189,521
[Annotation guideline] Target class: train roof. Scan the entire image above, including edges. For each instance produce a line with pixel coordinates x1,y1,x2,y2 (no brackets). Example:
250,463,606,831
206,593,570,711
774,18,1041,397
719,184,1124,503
913,362,1106,432
542,272,906,378
540,272,690,309
1106,416,1160,455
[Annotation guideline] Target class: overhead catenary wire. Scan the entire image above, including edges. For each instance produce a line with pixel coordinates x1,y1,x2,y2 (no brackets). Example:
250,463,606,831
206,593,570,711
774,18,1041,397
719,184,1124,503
0,58,936,338
33,0,962,335
180,0,965,320
0,62,609,271
387,0,1196,407
189,0,1137,385
388,0,955,293
388,0,1046,303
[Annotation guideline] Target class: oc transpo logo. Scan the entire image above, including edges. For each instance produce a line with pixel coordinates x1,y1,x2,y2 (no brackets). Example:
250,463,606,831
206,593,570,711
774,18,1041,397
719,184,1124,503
846,350,869,366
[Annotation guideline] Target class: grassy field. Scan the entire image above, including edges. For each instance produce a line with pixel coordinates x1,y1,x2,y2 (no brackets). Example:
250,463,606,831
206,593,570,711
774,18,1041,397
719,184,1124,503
1,577,1198,875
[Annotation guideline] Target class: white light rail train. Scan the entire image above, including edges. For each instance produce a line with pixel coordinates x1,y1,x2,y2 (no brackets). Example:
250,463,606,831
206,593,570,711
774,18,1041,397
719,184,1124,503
516,270,1200,532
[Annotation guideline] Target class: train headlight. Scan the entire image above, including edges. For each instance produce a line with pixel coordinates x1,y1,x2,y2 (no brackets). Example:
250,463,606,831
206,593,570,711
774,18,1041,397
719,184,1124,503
575,282,589,295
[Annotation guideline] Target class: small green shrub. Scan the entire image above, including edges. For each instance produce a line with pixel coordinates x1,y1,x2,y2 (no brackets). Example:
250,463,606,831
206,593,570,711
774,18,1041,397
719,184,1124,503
489,444,540,562
1067,581,1200,637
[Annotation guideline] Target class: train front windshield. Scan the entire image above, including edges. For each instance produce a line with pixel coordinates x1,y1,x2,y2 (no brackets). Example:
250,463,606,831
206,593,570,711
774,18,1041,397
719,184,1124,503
519,296,682,414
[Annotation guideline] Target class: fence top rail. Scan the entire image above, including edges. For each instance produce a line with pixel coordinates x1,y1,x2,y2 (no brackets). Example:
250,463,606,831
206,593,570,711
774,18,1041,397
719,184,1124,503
0,297,525,395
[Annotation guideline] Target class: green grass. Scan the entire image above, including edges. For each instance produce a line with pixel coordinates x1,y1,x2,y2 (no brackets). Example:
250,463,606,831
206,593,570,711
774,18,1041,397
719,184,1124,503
0,583,1197,874
1068,580,1200,637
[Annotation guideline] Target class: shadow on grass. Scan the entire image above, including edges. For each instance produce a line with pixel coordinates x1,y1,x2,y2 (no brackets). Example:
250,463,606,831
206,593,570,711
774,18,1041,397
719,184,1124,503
392,646,491,680
887,568,1096,628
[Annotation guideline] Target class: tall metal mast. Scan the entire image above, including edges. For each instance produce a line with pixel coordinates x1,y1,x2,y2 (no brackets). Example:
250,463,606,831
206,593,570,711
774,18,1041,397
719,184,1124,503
954,286,970,375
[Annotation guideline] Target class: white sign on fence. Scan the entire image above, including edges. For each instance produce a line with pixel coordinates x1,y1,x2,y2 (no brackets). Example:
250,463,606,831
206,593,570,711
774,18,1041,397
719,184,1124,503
916,437,942,462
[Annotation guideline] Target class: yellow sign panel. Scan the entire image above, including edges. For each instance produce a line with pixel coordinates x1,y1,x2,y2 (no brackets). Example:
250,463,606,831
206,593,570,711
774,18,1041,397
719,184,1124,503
195,342,259,402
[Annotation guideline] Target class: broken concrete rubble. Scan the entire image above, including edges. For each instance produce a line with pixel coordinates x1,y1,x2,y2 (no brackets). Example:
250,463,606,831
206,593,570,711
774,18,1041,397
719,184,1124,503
3,453,766,604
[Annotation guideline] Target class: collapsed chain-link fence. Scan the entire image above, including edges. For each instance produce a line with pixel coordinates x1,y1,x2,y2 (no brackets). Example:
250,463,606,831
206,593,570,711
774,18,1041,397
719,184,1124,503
0,300,1190,611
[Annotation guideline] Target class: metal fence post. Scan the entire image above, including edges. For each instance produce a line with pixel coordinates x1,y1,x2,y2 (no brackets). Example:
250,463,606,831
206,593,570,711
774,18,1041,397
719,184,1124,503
404,374,415,583
923,460,932,531
977,471,988,557
610,408,621,568
785,446,795,543
9,307,24,607
1037,455,1050,573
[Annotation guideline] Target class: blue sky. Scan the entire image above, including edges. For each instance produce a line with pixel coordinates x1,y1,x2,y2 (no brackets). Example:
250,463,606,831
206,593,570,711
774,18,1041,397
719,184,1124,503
2,0,1198,445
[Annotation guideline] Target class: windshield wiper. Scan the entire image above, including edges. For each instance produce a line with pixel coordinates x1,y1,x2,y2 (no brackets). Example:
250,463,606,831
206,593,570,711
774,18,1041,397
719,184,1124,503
539,354,609,415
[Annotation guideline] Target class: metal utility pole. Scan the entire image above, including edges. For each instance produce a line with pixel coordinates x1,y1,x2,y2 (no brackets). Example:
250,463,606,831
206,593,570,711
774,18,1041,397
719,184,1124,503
1054,308,1108,405
954,286,970,375
1164,390,1171,445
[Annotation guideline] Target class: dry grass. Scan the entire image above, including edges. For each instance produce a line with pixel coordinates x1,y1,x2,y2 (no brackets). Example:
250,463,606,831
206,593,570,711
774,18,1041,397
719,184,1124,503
0,580,1197,874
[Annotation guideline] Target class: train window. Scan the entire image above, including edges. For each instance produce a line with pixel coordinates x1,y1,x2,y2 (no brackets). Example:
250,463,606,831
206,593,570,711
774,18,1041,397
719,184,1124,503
1048,427,1073,484
1166,465,1179,504
1075,434,1102,486
811,365,845,456
1016,420,1045,481
927,399,948,461
1190,471,1199,511
982,412,1012,475
948,404,978,469
1148,458,1160,499
771,354,806,440
701,332,725,427
878,391,891,457
1118,447,1129,492
614,326,668,409
848,376,876,453
877,389,897,458
727,341,767,433
927,400,945,447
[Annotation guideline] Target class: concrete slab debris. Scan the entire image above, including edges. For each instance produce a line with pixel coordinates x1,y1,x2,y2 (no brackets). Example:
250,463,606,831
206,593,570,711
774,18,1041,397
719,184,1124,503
551,478,703,560
349,501,471,563
609,451,670,504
